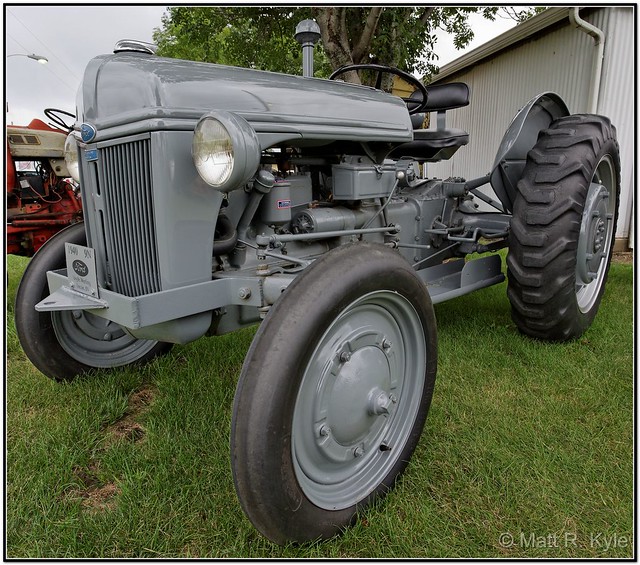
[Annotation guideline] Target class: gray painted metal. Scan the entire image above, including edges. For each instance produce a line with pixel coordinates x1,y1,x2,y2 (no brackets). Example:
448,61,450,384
490,92,570,212
39,269,262,341
36,282,108,311
255,226,398,246
294,19,321,77
417,255,504,304
575,155,618,312
38,249,505,338
77,129,223,343
291,289,426,510
332,161,397,200
51,309,162,368
38,43,518,346
77,52,413,146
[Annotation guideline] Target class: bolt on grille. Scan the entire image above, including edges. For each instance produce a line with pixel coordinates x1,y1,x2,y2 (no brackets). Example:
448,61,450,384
97,138,161,297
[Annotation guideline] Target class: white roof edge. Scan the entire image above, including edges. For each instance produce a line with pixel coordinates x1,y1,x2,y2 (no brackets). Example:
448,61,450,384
431,7,572,83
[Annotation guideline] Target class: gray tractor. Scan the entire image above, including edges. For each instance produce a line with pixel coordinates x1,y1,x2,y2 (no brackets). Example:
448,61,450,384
15,38,620,544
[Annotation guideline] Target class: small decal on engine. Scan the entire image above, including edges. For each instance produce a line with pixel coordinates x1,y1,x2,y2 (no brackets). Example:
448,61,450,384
277,199,291,209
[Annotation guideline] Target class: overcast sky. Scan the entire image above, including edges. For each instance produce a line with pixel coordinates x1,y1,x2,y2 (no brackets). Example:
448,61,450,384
4,6,518,127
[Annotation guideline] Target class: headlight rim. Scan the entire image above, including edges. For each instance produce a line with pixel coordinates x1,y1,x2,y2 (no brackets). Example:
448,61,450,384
192,111,261,192
63,132,81,183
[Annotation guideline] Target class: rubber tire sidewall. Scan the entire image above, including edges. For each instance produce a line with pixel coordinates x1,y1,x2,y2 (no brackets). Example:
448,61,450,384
507,115,621,341
231,242,437,544
14,222,170,381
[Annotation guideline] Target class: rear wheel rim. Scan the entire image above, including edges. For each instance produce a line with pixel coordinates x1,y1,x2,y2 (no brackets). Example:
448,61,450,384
575,154,617,313
291,290,426,510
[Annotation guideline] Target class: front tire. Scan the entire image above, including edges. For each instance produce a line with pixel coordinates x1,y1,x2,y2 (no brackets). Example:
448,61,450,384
14,222,172,381
231,243,437,544
507,115,620,341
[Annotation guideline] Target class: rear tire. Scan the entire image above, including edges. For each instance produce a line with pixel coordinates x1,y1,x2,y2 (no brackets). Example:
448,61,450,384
231,243,437,544
15,222,172,381
507,115,620,341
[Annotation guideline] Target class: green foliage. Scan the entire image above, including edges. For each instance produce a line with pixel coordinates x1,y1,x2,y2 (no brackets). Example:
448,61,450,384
370,7,499,77
153,7,332,77
499,6,547,23
153,6,542,81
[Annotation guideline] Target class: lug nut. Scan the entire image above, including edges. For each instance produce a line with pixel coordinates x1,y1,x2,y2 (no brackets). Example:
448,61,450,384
382,339,392,349
340,351,351,363
354,446,364,458
319,425,331,437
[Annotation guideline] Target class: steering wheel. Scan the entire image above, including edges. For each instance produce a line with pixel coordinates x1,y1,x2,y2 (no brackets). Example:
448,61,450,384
329,64,428,115
44,108,76,132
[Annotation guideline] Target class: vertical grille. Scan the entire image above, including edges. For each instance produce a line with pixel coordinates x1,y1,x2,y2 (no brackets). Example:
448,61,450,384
98,138,161,296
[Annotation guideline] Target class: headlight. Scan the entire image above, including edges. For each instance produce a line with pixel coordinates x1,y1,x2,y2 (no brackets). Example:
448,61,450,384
192,111,260,191
193,119,234,186
63,134,80,182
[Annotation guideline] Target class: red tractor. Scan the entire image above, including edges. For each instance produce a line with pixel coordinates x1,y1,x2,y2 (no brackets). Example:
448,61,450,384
7,109,82,256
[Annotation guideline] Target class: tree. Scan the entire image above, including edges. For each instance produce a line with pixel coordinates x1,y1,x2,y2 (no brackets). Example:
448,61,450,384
153,7,332,77
312,6,502,82
499,6,547,23
153,7,539,84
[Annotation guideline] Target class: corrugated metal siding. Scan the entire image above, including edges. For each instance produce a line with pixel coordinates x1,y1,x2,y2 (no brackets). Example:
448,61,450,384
427,7,634,244
594,7,635,246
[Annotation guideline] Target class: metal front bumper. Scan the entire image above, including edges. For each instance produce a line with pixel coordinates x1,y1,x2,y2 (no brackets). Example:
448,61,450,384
36,269,263,330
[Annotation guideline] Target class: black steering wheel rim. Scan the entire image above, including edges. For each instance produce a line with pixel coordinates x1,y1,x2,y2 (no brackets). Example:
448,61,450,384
329,64,428,115
44,108,76,132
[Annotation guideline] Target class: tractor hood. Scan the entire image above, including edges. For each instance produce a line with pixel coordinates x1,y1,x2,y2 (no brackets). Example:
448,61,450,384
77,52,414,147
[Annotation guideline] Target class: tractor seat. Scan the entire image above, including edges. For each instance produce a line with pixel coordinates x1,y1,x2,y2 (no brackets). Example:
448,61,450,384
388,82,470,162
388,128,469,162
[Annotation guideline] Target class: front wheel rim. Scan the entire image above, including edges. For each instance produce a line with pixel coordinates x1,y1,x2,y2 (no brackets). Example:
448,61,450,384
292,290,426,510
52,310,160,368
575,154,617,313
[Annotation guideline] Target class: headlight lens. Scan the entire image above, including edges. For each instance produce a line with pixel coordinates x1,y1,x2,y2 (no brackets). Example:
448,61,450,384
192,119,234,187
63,134,80,182
192,112,261,191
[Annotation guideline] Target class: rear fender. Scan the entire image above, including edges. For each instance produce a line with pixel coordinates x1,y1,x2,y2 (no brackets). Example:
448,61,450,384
490,92,570,213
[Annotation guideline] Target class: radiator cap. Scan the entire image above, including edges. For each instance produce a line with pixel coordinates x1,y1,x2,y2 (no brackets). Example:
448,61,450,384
113,39,157,55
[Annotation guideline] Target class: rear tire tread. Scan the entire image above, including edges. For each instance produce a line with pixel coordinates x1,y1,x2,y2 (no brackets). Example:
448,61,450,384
507,114,620,341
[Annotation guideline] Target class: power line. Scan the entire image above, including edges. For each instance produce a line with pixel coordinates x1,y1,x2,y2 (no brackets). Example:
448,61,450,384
6,31,78,95
6,8,81,82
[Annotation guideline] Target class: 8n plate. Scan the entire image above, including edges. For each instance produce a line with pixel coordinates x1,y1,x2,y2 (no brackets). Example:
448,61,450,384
65,242,99,298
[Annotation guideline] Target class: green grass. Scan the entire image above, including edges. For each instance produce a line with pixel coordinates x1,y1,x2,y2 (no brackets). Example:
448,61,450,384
5,253,634,558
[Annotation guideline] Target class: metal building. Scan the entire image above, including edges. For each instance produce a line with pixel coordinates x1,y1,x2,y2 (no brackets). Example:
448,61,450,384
428,6,635,250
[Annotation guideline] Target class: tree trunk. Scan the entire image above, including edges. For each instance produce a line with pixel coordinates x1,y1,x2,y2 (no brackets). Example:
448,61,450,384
313,7,360,83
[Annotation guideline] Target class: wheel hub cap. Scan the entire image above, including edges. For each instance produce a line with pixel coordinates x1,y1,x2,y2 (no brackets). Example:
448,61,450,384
327,345,391,445
576,183,610,285
291,290,426,510
52,309,159,367
575,154,617,314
